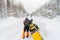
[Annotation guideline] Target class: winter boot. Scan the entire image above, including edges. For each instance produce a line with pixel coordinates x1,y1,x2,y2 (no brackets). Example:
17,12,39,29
26,32,29,38
22,31,25,39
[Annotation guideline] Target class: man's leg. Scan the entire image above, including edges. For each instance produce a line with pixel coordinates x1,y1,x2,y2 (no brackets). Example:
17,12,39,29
22,26,26,39
26,26,30,38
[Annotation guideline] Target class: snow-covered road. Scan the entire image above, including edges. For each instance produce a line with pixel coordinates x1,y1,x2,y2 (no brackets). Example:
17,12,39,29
0,16,60,40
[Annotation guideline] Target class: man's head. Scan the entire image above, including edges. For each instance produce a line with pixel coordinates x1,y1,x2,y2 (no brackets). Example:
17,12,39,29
25,18,29,21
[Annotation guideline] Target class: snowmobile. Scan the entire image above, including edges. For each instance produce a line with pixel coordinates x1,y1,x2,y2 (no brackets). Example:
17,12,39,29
29,23,43,40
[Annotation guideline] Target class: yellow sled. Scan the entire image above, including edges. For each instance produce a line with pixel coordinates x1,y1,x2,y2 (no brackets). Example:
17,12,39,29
29,23,43,40
32,31,42,40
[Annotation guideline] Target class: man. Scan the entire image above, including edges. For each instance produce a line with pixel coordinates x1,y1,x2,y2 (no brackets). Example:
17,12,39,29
22,18,39,39
22,18,32,39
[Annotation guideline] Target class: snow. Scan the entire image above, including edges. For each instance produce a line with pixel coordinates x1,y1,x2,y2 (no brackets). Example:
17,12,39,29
0,16,60,40
21,0,50,14
0,16,33,40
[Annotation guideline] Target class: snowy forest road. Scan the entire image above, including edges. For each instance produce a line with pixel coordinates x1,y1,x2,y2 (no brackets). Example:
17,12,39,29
0,16,60,40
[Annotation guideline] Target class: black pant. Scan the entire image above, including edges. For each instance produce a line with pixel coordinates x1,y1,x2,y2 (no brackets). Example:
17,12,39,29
24,25,29,32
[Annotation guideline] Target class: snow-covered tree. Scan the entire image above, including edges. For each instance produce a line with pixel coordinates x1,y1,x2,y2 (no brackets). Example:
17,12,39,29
32,0,60,19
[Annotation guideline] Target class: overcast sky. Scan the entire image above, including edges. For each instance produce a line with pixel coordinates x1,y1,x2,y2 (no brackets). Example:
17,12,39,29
14,0,50,14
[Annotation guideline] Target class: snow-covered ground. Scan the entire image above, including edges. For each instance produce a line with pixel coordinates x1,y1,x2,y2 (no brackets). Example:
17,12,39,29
0,16,60,40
